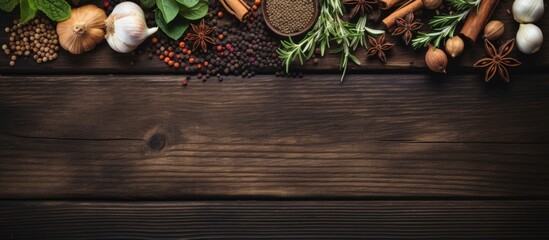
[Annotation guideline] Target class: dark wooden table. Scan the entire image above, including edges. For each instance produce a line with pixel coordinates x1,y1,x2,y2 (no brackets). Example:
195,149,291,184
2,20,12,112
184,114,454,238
1,1,549,238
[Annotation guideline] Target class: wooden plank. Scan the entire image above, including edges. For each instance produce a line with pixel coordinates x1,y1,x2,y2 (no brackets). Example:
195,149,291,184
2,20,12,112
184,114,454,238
0,0,547,74
0,74,548,199
1,200,548,239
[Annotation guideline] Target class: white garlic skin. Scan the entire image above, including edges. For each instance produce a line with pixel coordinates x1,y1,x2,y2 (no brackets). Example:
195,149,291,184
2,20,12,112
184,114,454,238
512,0,544,23
516,23,543,54
105,2,158,53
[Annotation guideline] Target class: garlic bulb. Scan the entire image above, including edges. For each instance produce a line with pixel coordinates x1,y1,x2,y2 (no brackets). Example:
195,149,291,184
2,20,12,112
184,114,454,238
56,5,107,54
425,44,448,73
512,0,544,23
516,23,543,54
105,2,158,53
445,36,464,58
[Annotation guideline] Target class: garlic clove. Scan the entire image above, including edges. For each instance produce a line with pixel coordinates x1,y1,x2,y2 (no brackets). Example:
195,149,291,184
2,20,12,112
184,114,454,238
445,36,464,58
425,44,448,73
516,23,543,54
512,0,544,24
422,0,443,10
483,20,504,41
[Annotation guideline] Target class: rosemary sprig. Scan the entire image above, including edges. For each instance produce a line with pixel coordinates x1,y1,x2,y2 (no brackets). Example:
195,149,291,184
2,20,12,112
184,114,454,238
448,0,481,11
277,0,383,82
411,0,480,49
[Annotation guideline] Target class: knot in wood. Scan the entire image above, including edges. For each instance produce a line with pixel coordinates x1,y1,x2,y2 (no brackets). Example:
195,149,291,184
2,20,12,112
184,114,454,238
147,133,166,151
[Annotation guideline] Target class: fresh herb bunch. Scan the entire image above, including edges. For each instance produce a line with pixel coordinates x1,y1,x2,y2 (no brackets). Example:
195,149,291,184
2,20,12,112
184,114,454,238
0,0,71,24
140,0,209,40
277,0,383,82
411,0,480,49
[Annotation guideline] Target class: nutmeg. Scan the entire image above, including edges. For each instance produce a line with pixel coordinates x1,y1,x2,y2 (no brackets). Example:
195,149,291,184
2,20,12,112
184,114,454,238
445,36,464,58
484,20,504,41
422,0,443,10
425,44,448,73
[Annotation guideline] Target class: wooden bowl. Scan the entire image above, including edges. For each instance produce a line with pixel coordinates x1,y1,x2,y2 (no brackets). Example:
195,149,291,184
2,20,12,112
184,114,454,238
261,0,320,38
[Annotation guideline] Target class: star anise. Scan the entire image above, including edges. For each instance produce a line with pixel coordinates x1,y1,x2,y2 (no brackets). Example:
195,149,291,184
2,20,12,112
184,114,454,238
473,39,521,82
392,11,422,46
343,0,378,19
185,19,215,52
366,33,394,63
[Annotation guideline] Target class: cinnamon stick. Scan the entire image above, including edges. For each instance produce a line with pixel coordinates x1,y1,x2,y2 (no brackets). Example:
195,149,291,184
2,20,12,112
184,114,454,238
379,0,402,10
382,0,423,29
219,0,252,22
459,0,499,43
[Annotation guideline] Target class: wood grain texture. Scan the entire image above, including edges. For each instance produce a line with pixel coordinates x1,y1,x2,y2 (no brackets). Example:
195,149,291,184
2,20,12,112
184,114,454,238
0,0,547,74
0,74,548,199
1,201,548,239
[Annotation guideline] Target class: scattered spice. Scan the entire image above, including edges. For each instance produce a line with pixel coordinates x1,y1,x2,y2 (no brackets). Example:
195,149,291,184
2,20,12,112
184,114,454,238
146,1,282,82
391,11,422,46
343,0,378,19
265,0,315,34
3,18,60,66
473,39,521,82
366,33,394,63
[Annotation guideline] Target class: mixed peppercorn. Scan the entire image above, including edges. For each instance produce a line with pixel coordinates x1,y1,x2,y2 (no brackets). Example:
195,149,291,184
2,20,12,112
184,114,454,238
144,0,289,83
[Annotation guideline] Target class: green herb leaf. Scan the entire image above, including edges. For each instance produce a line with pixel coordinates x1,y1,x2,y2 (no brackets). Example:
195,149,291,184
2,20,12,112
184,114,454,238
157,0,179,23
0,0,19,12
140,0,156,9
349,53,361,66
155,9,188,40
175,0,198,8
179,0,207,20
19,0,37,24
33,0,71,21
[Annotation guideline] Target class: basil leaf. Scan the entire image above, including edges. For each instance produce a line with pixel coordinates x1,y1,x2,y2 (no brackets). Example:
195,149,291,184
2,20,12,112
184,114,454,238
0,0,19,12
20,0,37,24
175,0,198,8
156,0,179,23
140,0,156,9
179,0,207,20
155,9,188,40
33,0,71,21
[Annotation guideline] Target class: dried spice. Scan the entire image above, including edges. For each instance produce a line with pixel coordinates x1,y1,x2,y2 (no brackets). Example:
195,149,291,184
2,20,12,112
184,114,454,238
392,11,422,45
366,33,394,63
411,0,479,48
185,19,216,52
147,1,283,82
343,0,378,19
473,39,521,82
265,0,315,34
2,18,60,66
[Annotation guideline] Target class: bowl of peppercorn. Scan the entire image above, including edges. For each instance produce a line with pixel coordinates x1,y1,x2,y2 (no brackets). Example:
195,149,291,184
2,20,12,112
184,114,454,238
261,0,319,37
